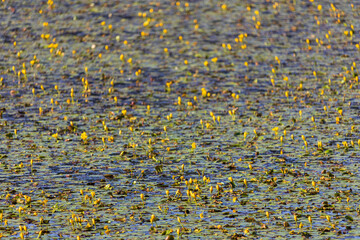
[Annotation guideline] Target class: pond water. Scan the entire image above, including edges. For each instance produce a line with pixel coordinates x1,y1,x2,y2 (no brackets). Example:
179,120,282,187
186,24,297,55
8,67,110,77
0,0,360,239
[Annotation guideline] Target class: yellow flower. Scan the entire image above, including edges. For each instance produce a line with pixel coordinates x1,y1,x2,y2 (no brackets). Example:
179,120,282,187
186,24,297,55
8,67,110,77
81,132,88,142
272,127,279,135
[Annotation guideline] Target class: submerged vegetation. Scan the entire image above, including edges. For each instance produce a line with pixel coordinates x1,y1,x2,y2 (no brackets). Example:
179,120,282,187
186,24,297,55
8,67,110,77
1,0,360,239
